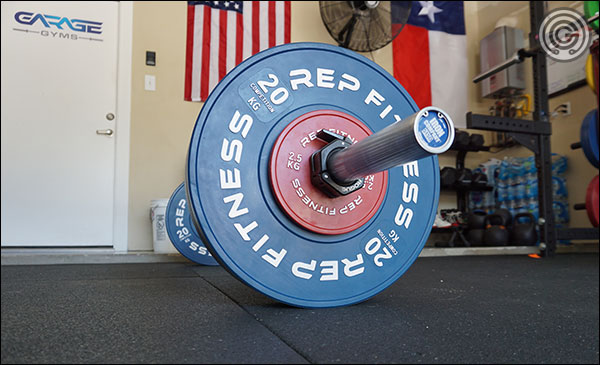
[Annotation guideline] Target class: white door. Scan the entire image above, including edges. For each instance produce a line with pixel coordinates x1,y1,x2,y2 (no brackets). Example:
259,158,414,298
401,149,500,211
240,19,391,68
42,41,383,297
1,1,119,247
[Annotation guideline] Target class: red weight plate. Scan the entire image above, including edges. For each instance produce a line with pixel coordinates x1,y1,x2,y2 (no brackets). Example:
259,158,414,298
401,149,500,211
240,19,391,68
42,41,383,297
586,175,599,227
269,110,387,235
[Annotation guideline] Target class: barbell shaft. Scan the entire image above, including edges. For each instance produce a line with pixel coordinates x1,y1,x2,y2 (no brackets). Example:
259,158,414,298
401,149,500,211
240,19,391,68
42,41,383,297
327,107,455,184
473,46,540,84
473,51,523,83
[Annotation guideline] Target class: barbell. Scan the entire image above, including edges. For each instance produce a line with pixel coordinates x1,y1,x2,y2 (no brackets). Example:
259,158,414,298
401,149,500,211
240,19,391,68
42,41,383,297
180,42,454,308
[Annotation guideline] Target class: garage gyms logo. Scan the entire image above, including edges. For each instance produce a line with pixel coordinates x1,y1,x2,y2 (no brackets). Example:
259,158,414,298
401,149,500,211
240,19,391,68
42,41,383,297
539,7,591,62
13,11,103,41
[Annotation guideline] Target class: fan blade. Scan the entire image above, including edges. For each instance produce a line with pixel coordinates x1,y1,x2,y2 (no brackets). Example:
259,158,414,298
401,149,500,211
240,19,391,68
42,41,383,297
338,14,358,48
370,6,389,47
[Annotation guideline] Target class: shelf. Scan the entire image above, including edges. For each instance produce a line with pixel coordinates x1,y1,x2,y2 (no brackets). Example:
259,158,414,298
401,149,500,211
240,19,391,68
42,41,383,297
442,184,494,192
419,242,598,257
431,227,458,233
448,144,490,153
420,246,539,257
440,141,493,214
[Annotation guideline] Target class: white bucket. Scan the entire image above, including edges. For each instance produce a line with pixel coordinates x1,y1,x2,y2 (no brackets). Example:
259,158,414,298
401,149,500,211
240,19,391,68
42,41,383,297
150,199,178,254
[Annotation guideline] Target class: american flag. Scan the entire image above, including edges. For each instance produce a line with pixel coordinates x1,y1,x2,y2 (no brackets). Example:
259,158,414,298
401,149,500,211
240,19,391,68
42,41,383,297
184,1,291,102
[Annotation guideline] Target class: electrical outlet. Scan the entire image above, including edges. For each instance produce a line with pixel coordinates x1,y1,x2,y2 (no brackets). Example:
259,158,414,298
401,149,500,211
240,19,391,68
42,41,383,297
562,101,571,116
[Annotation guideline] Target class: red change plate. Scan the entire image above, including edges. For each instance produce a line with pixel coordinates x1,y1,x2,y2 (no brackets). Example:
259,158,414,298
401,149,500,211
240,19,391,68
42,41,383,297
269,110,388,235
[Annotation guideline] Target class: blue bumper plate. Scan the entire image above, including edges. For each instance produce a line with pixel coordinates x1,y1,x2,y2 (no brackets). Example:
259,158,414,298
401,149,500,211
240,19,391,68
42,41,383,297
166,183,218,266
581,109,599,168
186,42,439,307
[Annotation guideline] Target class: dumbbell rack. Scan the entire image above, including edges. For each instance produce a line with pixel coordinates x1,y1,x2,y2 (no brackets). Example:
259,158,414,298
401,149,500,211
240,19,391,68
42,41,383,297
451,144,492,214
433,144,491,248
467,1,599,257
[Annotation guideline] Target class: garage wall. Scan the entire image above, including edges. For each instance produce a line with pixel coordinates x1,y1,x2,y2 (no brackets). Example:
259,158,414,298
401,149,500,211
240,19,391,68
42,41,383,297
129,2,197,250
467,1,598,229
128,1,596,251
128,1,402,250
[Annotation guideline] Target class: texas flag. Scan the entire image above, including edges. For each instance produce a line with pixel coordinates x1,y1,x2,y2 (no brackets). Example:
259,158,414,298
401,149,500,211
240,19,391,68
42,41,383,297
392,1,467,128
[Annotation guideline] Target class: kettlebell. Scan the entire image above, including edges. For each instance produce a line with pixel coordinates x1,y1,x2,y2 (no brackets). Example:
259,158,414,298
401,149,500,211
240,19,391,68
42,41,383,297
492,208,512,228
512,212,537,246
467,228,485,246
467,210,487,229
483,214,509,246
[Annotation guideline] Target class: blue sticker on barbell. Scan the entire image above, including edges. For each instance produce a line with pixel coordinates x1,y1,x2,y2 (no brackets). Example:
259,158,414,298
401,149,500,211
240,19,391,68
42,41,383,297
186,42,440,307
165,183,218,266
417,110,450,149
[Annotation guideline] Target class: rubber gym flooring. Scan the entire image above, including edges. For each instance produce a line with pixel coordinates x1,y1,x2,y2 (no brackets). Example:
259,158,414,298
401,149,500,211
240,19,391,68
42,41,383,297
2,254,598,364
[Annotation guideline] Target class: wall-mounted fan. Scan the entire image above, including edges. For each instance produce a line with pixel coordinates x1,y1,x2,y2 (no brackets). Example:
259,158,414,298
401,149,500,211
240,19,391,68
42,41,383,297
320,1,412,52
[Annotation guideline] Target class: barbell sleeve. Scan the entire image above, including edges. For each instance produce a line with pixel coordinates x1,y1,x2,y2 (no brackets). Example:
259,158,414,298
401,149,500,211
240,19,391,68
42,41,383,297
327,106,455,184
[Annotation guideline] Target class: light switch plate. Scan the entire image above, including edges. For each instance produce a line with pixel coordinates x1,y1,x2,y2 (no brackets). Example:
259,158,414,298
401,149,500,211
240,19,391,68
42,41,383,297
145,75,156,91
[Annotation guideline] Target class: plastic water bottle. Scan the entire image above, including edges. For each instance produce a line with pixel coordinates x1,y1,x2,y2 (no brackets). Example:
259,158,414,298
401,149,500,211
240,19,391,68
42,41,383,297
527,197,539,221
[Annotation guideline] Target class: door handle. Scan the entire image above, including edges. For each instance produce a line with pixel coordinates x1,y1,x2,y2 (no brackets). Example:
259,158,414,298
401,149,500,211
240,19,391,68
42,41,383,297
96,129,114,136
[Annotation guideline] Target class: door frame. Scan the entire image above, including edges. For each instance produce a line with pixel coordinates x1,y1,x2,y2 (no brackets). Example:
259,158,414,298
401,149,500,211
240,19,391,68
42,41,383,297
113,2,133,252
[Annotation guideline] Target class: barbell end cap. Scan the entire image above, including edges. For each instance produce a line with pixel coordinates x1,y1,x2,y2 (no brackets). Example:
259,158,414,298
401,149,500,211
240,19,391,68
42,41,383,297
413,106,456,155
